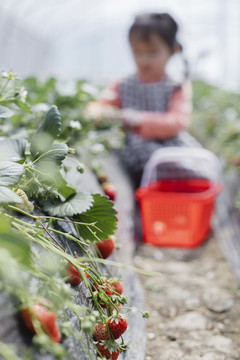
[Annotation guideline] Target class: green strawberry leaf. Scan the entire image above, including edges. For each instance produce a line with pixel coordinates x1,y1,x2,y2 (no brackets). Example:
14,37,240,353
44,191,93,217
14,99,32,113
35,143,69,166
0,161,24,186
0,186,23,204
0,231,31,265
0,138,27,162
0,214,11,232
30,105,61,157
75,193,117,242
58,183,77,199
38,105,61,138
0,105,14,118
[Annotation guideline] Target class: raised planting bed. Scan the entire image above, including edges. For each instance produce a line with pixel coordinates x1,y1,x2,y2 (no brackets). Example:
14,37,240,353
0,72,151,360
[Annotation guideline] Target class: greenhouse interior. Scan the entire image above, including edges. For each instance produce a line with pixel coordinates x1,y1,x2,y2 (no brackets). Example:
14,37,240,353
1,1,240,359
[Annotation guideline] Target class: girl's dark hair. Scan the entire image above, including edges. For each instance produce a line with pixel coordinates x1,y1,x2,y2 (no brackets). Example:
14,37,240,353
129,13,181,51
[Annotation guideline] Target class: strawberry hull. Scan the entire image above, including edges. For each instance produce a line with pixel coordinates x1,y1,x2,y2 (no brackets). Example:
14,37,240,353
98,344,120,360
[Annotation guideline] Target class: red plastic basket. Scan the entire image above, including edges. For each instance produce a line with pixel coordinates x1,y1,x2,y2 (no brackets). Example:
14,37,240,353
135,178,221,248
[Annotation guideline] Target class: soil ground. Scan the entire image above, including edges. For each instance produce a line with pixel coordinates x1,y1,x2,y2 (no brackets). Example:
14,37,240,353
133,236,240,360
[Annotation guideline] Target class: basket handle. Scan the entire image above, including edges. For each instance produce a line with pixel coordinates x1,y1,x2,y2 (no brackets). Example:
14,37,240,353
140,147,222,188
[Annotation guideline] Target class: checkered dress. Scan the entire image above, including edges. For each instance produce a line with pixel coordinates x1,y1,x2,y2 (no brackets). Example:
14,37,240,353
117,74,202,188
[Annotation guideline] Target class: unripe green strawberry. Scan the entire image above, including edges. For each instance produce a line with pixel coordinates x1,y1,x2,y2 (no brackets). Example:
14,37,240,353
16,189,34,213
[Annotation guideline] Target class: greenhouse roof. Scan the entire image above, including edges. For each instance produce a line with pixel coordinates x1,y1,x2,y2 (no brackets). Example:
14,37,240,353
0,0,240,91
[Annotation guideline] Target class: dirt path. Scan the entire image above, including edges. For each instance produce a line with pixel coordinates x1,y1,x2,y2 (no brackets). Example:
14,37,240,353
134,237,240,360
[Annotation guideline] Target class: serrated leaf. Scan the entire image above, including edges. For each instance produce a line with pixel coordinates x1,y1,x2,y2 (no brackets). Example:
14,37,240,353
58,184,76,199
44,191,93,217
0,138,27,161
0,186,23,204
0,231,31,265
38,105,61,138
35,143,69,166
0,161,24,186
30,105,61,157
0,105,14,118
75,193,117,242
34,161,63,187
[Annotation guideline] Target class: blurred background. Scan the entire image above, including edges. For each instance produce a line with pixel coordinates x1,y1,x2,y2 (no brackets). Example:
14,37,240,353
0,0,239,91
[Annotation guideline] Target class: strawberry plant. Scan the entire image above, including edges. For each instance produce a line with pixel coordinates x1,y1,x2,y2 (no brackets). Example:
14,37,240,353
191,80,240,209
0,71,152,360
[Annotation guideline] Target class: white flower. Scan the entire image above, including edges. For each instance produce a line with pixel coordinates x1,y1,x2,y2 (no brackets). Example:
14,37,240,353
19,87,27,102
69,120,82,130
1,71,8,78
56,80,76,96
81,83,99,97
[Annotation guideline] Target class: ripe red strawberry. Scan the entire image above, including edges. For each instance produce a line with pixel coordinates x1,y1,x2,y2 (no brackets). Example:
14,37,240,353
93,280,113,295
98,344,120,360
97,237,115,259
103,182,117,201
111,281,123,295
107,317,127,339
21,302,60,343
66,263,89,286
93,323,109,341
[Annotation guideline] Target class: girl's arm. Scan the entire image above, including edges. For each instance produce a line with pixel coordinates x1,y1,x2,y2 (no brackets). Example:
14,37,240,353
84,82,121,120
122,82,192,140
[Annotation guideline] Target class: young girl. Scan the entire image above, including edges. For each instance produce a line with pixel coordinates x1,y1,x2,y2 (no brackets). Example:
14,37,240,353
88,12,200,189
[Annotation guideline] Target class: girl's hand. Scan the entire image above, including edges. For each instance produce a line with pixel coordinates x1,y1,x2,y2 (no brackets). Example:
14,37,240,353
84,102,120,123
120,109,142,129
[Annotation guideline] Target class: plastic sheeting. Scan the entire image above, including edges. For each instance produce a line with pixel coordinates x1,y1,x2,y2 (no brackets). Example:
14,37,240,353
0,0,239,90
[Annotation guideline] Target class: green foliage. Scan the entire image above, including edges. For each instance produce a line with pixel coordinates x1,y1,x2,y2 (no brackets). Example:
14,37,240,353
30,105,61,157
0,138,27,162
0,161,24,204
0,105,14,118
0,223,31,266
0,161,24,186
76,194,117,241
191,81,240,166
35,143,69,165
0,186,23,204
191,81,240,209
0,72,132,360
44,191,93,217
